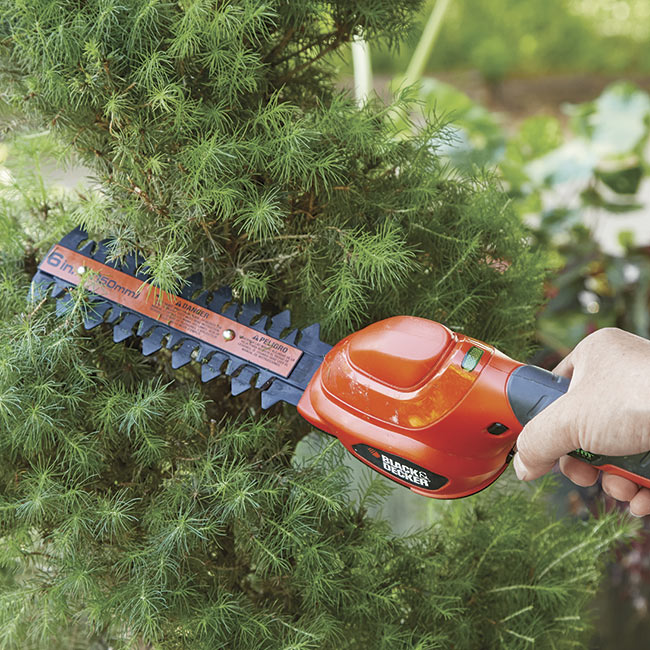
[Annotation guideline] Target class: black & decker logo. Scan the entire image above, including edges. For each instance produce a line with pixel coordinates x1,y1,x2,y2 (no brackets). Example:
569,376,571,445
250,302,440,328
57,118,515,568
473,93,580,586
351,444,448,492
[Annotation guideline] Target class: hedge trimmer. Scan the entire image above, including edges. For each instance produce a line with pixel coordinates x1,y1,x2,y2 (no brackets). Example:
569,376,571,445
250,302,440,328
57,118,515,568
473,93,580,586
32,228,650,498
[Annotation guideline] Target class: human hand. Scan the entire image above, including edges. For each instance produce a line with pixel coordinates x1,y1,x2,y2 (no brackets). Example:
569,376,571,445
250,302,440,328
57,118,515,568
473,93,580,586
512,327,650,516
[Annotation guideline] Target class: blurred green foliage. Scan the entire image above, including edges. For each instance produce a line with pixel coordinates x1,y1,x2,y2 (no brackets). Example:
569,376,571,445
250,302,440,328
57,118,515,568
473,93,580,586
372,0,650,82
502,82,650,351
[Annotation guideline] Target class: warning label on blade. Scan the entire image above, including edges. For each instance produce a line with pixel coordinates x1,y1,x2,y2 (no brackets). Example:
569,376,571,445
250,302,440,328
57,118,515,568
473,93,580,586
39,245,303,377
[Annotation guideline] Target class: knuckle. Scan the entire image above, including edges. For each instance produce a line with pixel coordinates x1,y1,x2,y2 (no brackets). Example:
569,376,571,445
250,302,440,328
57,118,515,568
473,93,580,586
573,326,624,357
588,327,623,344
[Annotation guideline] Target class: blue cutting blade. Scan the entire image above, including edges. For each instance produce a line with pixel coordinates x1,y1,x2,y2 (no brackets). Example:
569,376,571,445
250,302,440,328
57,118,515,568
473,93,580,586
31,228,331,407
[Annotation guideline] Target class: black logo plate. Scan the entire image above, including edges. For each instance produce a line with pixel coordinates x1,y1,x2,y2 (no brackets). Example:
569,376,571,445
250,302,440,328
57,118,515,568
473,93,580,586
352,444,448,491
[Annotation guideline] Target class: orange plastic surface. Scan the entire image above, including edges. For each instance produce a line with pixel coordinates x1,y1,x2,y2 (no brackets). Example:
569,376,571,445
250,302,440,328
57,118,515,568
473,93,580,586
594,464,650,489
298,316,523,499
347,318,452,388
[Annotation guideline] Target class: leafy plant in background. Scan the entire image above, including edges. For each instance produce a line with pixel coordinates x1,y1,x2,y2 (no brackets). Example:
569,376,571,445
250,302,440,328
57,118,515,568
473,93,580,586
500,81,650,352
400,77,650,355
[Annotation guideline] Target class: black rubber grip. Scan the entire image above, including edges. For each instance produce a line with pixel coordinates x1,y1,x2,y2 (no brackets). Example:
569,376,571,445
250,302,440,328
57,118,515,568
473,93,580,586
507,364,650,484
507,365,569,426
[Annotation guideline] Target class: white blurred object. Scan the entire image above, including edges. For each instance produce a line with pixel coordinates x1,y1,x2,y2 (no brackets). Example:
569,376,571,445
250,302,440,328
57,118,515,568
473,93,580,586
578,290,600,313
351,35,372,107
623,262,641,284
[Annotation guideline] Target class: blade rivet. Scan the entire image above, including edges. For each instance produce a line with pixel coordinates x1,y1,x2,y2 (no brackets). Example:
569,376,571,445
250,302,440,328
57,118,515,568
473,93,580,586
77,266,86,275
223,329,236,341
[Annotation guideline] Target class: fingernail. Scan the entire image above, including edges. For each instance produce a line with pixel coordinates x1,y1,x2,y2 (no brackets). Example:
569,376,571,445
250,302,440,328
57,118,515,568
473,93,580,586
629,508,643,518
513,453,528,481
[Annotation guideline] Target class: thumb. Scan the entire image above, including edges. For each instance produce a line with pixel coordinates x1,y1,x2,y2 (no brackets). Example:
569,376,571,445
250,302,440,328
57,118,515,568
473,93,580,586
513,393,579,481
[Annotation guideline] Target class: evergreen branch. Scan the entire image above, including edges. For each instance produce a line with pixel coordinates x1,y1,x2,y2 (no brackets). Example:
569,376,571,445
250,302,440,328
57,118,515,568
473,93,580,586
286,478,343,515
273,30,341,66
270,616,320,641
239,250,301,269
486,584,567,595
263,26,296,63
499,605,534,624
277,31,350,84
504,628,536,644
537,529,627,579
249,233,315,245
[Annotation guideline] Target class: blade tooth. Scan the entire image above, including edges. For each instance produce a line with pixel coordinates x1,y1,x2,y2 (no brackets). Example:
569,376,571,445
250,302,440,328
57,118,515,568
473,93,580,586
222,302,239,319
165,331,186,349
90,300,112,318
50,281,67,298
267,309,291,338
112,312,140,343
297,322,320,346
180,273,203,299
112,327,131,343
141,326,168,356
83,302,108,329
93,239,111,264
297,322,332,356
172,340,199,369
59,227,88,250
201,352,228,382
254,369,274,389
195,343,214,362
105,304,123,323
249,315,268,332
208,286,232,312
79,241,96,257
238,300,261,325
260,380,303,409
201,364,219,383
29,282,48,301
30,272,54,299
136,316,158,336
193,290,210,308
281,328,299,346
31,269,51,284
55,293,73,316
224,357,246,376
113,257,128,274
230,366,256,396
121,253,138,276
84,314,104,330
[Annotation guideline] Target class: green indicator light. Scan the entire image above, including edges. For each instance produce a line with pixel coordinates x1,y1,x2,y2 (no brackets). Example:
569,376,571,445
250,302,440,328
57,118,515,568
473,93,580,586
461,346,483,371
573,449,595,461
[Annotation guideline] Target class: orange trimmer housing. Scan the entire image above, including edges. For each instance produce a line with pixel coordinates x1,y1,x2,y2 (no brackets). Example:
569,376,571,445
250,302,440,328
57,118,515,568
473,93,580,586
297,316,524,499
34,230,650,499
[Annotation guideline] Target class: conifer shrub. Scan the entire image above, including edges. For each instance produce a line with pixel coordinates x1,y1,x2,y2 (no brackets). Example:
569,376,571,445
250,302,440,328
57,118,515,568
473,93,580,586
0,2,636,648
